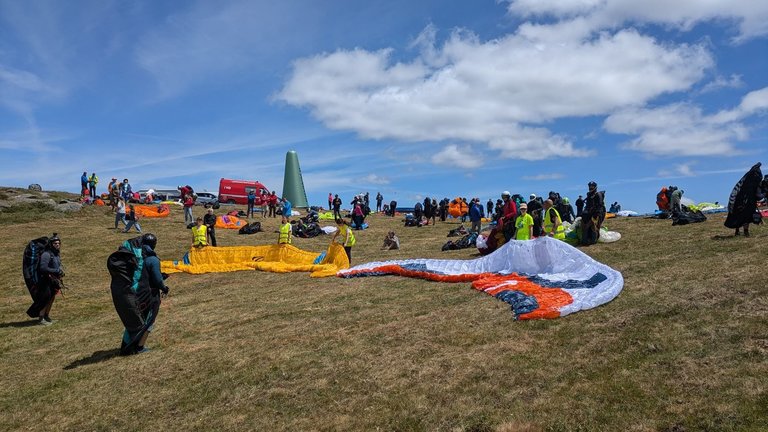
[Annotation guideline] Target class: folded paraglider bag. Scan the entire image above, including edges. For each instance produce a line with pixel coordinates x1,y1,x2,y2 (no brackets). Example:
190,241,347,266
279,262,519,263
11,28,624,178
447,225,468,237
238,222,262,235
671,209,707,226
442,232,478,251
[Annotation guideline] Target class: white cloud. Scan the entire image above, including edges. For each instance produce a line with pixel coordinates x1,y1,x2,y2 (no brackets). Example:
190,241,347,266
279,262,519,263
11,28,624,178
523,173,565,181
605,87,768,156
701,74,743,93
431,145,482,169
279,26,710,161
360,174,391,185
506,0,768,41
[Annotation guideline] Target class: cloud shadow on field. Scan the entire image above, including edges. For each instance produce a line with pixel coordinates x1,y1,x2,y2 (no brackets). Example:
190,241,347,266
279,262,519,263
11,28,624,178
64,349,121,370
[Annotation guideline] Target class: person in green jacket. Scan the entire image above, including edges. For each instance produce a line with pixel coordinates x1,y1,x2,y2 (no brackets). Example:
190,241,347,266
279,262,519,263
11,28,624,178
514,203,534,240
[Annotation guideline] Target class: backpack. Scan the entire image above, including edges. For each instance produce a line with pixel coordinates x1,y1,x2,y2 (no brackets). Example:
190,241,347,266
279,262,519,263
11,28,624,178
23,236,51,291
238,222,262,235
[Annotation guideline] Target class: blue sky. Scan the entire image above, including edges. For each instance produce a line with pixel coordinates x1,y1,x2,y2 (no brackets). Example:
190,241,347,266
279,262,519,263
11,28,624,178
1,0,766,212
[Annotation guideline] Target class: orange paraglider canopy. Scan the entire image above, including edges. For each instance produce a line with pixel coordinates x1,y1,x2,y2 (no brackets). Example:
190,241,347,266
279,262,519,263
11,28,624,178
448,197,468,218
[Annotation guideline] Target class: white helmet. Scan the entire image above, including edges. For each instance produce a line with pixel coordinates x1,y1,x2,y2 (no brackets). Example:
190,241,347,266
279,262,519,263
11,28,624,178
501,191,511,197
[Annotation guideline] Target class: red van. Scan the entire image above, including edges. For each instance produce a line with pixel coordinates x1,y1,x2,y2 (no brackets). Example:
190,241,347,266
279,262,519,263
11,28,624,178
218,178,270,205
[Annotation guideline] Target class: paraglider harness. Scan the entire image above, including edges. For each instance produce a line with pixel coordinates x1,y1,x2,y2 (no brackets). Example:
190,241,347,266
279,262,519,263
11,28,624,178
23,234,68,297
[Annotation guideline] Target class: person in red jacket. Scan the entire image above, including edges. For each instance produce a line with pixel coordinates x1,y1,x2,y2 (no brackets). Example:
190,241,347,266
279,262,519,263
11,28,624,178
183,195,194,224
499,191,518,241
268,191,279,218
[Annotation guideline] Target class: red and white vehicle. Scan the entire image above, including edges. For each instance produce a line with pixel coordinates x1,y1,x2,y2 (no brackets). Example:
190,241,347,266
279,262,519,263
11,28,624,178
218,178,270,205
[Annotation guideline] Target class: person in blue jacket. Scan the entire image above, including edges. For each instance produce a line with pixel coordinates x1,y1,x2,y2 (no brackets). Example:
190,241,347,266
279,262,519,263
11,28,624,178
469,198,485,234
282,198,292,219
80,172,88,198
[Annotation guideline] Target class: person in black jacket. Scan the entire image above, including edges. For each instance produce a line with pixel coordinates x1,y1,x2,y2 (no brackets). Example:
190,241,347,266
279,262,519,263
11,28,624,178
575,195,584,217
204,208,218,246
27,235,64,325
581,182,606,246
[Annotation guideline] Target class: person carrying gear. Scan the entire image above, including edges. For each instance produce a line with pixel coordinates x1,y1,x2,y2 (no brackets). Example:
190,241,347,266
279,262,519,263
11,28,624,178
543,199,566,240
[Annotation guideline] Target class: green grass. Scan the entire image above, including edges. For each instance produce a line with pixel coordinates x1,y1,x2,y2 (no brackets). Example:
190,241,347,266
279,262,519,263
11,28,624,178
0,201,766,431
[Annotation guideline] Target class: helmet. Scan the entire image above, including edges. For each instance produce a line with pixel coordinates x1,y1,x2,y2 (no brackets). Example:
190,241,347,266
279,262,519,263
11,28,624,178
49,233,61,243
529,193,536,199
563,197,570,204
501,191,511,197
588,181,597,189
142,233,158,250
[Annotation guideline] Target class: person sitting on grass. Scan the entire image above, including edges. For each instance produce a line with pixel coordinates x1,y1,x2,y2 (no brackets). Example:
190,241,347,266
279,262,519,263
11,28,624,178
191,217,208,248
381,231,400,250
331,218,356,264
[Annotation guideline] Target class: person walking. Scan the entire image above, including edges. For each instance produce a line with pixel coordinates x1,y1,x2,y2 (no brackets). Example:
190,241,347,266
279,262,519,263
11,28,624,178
88,173,98,200
204,208,218,246
581,181,606,246
331,218,356,264
123,204,142,233
26,234,64,325
115,197,128,230
183,194,194,224
109,233,169,355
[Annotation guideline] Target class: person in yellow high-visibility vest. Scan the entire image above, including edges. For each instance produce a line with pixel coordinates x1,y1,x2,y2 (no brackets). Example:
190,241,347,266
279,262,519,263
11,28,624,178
191,217,208,248
331,218,356,264
278,215,292,244
542,199,566,240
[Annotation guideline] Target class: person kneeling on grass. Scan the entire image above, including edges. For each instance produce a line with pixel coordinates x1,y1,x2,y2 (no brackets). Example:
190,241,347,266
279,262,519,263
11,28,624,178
191,217,208,248
331,218,356,264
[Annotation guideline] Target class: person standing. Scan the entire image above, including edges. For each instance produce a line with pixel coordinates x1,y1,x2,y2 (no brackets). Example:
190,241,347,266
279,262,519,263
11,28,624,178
204,208,217,246
246,189,256,218
121,179,133,202
376,192,383,212
331,218,356,264
328,193,333,211
352,200,364,229
423,197,433,225
486,199,494,220
527,194,544,237
561,197,575,223
542,199,565,240
469,198,484,234
282,197,292,219
514,204,534,240
26,234,64,325
123,205,142,233
499,191,518,241
670,189,684,214
332,194,342,220
268,191,278,218
581,181,605,246
115,197,128,230
191,217,208,247
108,233,169,355
80,172,89,198
278,215,292,244
430,198,438,225
260,190,269,218
183,194,194,224
575,195,584,218
88,173,98,199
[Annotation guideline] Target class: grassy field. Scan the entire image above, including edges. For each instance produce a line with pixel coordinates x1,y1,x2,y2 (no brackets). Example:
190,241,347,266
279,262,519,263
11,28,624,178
1,193,766,431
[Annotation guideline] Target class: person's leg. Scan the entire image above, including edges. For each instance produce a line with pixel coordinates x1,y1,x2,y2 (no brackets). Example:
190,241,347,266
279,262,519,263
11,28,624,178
743,222,750,237
115,213,120,229
42,295,56,321
345,246,352,264
123,220,134,232
135,221,142,233
209,227,217,246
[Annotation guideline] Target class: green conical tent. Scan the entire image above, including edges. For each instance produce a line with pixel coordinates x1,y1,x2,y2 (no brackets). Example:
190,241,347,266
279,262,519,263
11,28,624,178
282,150,309,208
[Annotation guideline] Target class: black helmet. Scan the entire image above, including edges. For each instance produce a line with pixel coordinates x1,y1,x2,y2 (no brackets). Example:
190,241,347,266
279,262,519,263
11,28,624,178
49,233,61,244
142,233,158,250
588,181,597,189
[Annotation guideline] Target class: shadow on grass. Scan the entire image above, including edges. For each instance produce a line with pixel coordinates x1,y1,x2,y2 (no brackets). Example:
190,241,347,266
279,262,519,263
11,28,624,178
64,349,121,370
711,234,739,240
0,319,40,328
